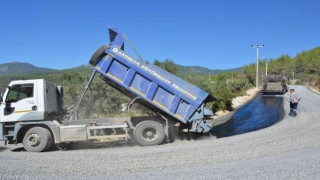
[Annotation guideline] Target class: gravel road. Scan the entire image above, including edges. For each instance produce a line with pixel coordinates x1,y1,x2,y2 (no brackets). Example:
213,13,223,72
1,85,320,180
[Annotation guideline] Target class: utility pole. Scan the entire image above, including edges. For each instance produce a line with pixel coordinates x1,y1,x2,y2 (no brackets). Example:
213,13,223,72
252,44,264,88
265,59,268,76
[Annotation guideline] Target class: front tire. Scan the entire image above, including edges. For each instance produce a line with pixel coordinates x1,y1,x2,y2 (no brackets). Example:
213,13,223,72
22,127,53,152
133,121,165,146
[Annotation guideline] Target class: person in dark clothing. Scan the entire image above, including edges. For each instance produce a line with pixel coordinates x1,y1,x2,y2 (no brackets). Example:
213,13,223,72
289,89,299,116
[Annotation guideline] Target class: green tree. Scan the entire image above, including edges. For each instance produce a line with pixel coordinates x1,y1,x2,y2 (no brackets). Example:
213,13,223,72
153,59,178,75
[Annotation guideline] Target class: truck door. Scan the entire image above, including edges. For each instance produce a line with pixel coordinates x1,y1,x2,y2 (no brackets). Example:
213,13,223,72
0,82,39,122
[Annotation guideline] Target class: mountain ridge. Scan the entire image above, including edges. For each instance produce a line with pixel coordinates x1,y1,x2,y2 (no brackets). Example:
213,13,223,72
0,62,56,76
176,64,242,76
0,62,242,76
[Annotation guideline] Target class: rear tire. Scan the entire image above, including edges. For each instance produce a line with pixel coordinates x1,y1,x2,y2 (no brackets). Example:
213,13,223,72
133,121,165,146
22,127,52,152
89,45,110,66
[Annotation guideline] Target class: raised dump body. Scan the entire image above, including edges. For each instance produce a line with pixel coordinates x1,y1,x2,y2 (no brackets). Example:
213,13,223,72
89,28,213,132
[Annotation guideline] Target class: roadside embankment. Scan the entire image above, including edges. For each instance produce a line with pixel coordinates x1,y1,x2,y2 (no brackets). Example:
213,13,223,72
308,86,320,95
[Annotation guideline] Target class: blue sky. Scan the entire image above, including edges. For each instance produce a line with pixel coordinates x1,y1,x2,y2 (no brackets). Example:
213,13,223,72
0,0,319,70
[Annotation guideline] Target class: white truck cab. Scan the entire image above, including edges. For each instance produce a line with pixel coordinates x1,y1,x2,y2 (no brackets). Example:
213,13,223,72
0,79,62,123
0,78,129,152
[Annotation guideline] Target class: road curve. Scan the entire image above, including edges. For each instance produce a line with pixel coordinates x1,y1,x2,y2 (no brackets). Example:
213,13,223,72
1,85,320,179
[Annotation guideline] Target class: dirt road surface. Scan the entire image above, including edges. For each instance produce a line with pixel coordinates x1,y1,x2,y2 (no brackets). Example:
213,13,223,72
1,85,320,179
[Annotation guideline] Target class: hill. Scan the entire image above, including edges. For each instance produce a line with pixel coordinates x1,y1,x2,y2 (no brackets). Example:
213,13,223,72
176,65,242,76
0,61,242,77
0,62,56,76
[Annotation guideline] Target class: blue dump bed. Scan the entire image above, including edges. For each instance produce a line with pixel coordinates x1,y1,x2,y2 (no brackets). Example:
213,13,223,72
89,28,213,132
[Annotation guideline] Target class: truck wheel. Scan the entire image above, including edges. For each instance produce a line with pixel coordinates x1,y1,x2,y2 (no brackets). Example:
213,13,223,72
22,127,52,152
89,45,109,66
133,121,165,146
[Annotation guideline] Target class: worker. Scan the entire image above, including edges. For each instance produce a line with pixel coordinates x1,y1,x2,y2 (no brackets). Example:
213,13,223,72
289,89,299,116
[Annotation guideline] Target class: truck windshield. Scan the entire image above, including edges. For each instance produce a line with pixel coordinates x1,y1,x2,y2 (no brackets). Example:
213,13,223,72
5,83,34,103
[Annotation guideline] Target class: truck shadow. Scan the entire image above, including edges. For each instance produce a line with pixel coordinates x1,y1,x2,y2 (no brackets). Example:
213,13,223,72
9,144,124,152
54,133,213,152
8,133,213,153
0,146,9,152
11,147,26,152
54,141,135,151
169,131,212,142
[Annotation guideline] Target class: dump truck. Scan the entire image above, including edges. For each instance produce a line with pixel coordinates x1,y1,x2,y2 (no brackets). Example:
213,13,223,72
261,74,288,94
0,27,214,152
